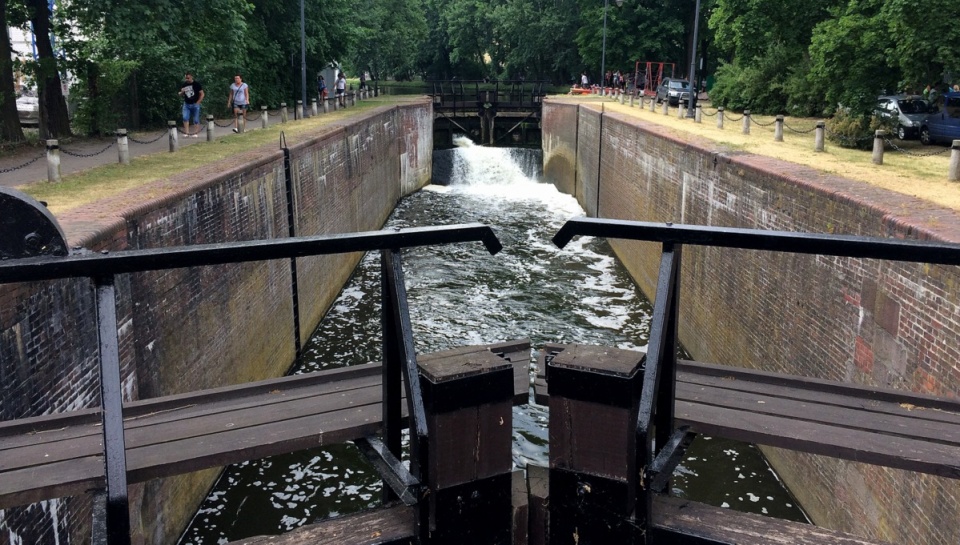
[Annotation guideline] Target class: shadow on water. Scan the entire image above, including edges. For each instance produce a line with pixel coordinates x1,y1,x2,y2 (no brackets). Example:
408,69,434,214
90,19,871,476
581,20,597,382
178,136,808,544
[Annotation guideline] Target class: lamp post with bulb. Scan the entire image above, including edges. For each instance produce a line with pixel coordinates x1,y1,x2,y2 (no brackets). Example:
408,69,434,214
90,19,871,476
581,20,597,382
601,0,624,95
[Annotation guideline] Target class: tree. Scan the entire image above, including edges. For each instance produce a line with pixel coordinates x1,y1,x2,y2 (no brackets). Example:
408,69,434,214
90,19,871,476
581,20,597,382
883,0,960,90
349,0,428,81
25,0,71,138
0,0,26,142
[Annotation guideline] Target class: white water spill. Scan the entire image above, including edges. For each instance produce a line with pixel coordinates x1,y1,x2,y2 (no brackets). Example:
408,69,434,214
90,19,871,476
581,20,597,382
178,137,807,545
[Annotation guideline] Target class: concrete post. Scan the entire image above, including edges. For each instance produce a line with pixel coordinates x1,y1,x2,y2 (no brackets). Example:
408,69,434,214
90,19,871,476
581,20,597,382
775,115,784,142
239,111,246,133
619,92,625,105
45,139,61,183
323,97,329,113
351,90,356,106
311,98,318,116
281,103,288,123
548,344,644,545
649,96,656,112
695,104,702,123
419,346,515,544
629,94,634,107
260,107,268,129
168,121,178,152
717,107,725,129
295,100,303,120
872,130,886,165
207,115,215,141
116,129,129,165
742,110,751,135
815,121,825,152
662,100,669,115
678,100,686,119
950,140,960,182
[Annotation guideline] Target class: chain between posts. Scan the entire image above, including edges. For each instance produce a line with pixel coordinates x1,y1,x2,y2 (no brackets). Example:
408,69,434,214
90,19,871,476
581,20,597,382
128,131,166,145
752,116,777,127
60,141,116,158
0,153,44,173
784,122,819,134
724,112,744,122
700,108,718,117
883,138,953,157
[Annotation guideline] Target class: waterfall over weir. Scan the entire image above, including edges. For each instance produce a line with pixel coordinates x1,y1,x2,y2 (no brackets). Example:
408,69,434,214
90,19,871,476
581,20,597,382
178,138,807,544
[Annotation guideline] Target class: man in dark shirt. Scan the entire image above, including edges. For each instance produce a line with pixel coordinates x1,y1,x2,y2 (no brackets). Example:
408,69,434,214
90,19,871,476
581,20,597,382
178,72,205,137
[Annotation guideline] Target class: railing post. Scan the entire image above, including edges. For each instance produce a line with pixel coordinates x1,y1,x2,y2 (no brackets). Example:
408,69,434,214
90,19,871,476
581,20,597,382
872,130,886,165
281,102,288,123
45,139,61,183
419,346,515,544
950,140,960,182
261,106,268,129
168,121,178,152
815,121,825,152
311,98,318,116
547,344,645,545
695,104,702,123
116,129,129,165
717,107,724,129
206,115,215,141
775,115,784,142
742,110,751,134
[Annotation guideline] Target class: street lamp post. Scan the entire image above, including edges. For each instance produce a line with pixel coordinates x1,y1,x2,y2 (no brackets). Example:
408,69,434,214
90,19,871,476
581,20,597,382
600,0,624,95
686,0,702,117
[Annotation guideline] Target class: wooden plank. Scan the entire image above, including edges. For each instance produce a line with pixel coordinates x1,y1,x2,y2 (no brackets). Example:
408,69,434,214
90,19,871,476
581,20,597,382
653,495,892,545
225,503,414,545
675,400,960,478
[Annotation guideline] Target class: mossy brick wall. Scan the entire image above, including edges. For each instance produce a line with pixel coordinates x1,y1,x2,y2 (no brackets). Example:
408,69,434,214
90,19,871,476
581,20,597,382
0,100,432,545
542,101,960,545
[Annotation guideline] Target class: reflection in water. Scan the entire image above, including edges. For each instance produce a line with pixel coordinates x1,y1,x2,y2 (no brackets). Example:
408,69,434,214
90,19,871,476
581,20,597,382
178,138,806,544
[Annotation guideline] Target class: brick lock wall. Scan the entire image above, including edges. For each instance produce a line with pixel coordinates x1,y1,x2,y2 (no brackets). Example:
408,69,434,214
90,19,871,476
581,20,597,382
542,100,579,198
543,102,960,545
0,100,433,545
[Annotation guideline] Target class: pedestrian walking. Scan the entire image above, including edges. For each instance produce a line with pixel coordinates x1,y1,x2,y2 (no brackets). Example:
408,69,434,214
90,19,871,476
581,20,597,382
318,74,327,100
228,74,250,133
178,72,204,138
336,72,346,107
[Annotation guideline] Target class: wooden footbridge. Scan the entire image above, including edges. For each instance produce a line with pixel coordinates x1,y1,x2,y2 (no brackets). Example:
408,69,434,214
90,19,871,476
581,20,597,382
429,80,545,147
3,189,960,544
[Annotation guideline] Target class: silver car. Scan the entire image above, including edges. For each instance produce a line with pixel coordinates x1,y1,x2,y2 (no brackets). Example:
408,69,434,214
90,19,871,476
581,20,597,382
656,78,691,106
876,95,930,140
16,94,39,126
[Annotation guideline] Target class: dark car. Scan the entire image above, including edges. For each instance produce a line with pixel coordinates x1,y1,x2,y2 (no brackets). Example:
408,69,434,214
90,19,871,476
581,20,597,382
656,78,691,106
920,91,960,145
876,95,930,140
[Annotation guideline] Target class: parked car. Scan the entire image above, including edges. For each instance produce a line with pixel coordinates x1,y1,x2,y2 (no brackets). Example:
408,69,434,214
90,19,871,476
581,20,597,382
875,95,929,140
656,78,692,106
920,91,960,145
16,94,39,126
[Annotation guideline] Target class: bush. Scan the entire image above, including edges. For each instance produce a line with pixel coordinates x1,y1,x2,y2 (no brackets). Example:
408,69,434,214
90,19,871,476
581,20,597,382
825,107,894,150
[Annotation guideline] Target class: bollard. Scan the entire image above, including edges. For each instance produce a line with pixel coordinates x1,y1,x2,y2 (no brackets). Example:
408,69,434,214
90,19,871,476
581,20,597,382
419,345,515,544
695,104,702,123
629,94,634,107
281,103,288,123
775,115,784,142
206,115,215,141
548,344,645,545
260,107,268,129
116,129,129,165
619,92,624,105
742,110,751,135
815,121,825,152
168,121,178,152
351,91,356,106
678,100,686,119
662,100,668,115
872,130,885,165
311,98,318,116
950,140,960,182
323,97,329,114
717,107,725,129
45,139,61,183
649,96,656,112
295,100,303,120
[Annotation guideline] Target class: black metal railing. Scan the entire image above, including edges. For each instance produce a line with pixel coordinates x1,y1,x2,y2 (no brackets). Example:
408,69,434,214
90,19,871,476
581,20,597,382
0,188,501,545
553,216,960,543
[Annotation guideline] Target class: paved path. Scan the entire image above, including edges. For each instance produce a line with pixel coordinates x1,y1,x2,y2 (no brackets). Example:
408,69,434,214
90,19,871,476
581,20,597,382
0,114,276,188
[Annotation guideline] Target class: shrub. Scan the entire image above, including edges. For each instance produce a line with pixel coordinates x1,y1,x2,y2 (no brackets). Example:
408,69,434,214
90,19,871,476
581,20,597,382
825,107,894,150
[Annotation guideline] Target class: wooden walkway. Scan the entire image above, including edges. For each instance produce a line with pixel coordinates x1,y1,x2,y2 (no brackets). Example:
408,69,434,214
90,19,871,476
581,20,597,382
0,340,531,510
534,344,960,479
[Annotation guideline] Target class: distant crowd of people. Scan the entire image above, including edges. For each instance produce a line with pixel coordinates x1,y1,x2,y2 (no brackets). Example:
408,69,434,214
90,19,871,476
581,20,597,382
921,83,960,106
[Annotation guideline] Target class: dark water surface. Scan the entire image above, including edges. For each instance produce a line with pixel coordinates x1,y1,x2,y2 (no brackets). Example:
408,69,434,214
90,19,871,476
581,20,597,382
178,139,807,544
